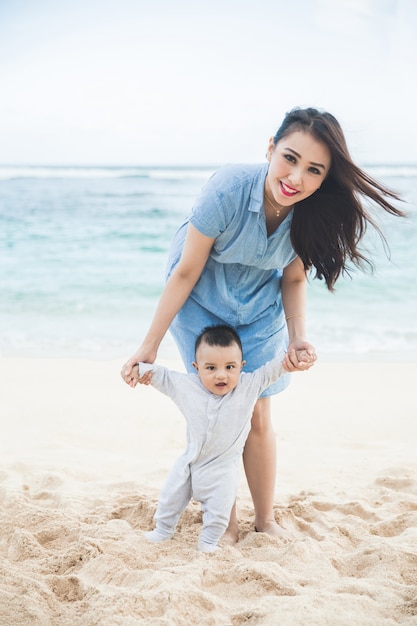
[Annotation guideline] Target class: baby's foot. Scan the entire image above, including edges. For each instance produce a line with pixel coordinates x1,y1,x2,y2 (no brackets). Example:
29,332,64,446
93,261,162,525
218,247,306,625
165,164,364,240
145,529,173,543
198,540,218,553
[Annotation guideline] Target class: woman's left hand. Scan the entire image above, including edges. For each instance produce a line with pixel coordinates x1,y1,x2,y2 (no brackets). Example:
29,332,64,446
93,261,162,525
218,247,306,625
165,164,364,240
284,341,317,372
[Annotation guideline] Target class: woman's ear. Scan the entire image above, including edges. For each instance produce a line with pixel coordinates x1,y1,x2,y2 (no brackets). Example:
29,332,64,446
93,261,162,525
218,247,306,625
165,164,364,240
266,137,275,161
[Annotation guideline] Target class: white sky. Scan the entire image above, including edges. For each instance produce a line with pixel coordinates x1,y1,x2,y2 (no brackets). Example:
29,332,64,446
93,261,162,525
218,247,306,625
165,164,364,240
0,0,416,165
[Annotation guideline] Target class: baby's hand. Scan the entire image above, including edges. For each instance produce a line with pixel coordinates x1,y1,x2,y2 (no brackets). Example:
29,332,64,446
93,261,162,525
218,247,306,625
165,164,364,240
283,347,317,372
133,363,154,387
295,349,315,363
126,364,141,388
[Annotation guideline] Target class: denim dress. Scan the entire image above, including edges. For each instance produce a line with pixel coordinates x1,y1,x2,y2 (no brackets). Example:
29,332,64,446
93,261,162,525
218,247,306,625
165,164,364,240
166,163,298,397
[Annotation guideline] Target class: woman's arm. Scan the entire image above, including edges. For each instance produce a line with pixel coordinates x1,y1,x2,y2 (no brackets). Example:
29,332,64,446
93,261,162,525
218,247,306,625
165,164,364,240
122,224,215,386
281,257,316,371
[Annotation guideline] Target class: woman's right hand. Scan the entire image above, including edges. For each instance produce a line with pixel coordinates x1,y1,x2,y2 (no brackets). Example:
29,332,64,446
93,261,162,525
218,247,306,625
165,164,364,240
121,345,157,388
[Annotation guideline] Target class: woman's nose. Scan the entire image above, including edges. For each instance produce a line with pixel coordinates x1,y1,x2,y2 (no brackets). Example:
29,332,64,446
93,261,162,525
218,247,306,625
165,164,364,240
288,168,302,186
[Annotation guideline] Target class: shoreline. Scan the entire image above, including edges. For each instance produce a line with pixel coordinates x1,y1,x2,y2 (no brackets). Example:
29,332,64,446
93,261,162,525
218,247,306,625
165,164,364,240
3,349,417,362
2,356,416,488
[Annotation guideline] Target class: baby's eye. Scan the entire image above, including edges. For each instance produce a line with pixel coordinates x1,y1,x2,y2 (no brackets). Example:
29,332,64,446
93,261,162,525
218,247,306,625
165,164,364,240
206,366,215,371
226,365,235,370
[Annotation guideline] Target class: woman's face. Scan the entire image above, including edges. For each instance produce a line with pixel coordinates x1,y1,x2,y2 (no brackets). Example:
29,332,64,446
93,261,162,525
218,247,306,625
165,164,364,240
265,130,331,206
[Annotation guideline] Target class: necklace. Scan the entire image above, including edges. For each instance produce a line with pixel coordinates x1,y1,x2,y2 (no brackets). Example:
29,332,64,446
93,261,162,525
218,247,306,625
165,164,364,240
264,192,284,218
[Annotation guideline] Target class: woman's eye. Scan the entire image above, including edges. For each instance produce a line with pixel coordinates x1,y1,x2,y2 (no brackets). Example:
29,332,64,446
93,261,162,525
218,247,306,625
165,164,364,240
309,167,321,175
284,154,296,163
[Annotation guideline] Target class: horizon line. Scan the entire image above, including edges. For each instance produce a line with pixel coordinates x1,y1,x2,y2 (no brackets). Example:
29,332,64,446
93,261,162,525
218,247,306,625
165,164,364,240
1,162,416,168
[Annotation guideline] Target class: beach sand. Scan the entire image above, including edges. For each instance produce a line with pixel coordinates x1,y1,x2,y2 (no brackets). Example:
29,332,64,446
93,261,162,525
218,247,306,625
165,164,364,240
0,357,416,626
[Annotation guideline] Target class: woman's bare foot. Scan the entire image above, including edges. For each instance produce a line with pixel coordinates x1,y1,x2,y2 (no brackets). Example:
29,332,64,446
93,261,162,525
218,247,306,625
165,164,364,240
221,519,239,545
254,519,292,541
220,502,239,545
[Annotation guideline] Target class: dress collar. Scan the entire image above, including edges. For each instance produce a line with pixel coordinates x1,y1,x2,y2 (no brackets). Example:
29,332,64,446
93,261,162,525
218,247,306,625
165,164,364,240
248,163,269,213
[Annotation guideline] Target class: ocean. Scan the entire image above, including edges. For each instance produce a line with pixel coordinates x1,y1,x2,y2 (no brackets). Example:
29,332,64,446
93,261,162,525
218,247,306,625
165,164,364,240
1,164,416,362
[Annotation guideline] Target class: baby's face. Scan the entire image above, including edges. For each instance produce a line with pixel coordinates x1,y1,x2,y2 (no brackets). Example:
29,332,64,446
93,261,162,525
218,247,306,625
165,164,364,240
192,342,245,396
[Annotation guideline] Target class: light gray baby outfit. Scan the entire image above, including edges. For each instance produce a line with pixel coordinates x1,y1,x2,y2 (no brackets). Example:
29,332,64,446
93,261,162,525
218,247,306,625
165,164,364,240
140,355,285,552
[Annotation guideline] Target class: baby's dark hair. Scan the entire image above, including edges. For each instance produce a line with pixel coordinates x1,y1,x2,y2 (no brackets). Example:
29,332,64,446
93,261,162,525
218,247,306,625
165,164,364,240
195,324,243,356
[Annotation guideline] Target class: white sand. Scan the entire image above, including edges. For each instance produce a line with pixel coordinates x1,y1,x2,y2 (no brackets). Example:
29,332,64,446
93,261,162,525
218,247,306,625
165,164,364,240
1,357,416,625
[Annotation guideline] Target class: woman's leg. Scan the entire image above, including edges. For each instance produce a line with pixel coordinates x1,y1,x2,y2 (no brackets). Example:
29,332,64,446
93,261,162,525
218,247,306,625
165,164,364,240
223,397,287,542
222,502,239,544
243,397,288,537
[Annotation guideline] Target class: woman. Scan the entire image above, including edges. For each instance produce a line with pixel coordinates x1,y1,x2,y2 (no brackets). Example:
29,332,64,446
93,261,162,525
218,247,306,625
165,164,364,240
121,107,404,542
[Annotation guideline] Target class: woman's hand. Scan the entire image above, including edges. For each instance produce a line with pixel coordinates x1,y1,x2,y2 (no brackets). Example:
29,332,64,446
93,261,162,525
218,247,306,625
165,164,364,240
121,224,215,389
121,345,157,388
284,341,317,372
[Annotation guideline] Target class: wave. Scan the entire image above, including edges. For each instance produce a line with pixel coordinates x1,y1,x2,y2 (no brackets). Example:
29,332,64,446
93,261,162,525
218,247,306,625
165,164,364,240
1,164,415,182
146,168,216,181
0,165,217,182
0,166,148,181
365,164,417,178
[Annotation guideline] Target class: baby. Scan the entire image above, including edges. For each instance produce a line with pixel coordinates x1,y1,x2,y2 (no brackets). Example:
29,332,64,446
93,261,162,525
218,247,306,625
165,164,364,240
132,324,314,552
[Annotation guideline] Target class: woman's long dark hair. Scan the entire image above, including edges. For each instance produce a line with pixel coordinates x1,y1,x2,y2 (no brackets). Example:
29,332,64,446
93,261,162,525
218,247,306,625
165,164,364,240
273,107,406,291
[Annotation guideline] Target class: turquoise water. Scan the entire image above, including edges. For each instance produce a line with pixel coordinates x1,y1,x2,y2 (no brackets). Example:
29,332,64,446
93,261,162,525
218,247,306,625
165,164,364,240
1,164,416,361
